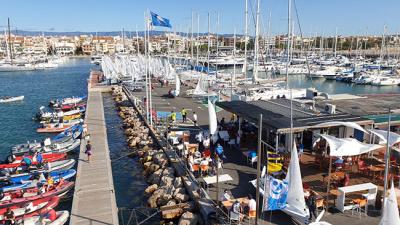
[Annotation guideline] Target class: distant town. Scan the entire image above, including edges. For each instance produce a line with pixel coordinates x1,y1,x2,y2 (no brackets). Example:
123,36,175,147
1,32,399,57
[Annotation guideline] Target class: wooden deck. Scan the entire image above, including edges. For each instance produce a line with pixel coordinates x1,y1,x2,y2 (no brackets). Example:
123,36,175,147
70,75,118,225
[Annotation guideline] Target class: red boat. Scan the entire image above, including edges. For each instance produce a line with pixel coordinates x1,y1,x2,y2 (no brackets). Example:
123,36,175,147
0,196,59,220
61,103,86,112
0,181,74,205
0,153,66,169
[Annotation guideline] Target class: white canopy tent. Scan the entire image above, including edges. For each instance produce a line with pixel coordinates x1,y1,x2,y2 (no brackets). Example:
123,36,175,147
318,134,382,157
369,129,400,147
314,121,368,134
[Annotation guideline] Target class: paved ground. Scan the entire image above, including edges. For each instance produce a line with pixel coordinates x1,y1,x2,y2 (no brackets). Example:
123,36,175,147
129,81,382,225
70,83,119,225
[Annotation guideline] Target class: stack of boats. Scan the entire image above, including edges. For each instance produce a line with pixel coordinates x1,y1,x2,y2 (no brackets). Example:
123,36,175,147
0,96,87,224
36,96,86,133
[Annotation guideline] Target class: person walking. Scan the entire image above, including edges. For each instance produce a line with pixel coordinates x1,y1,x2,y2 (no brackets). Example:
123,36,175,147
169,111,176,126
181,108,188,123
193,112,198,126
85,141,92,162
306,191,317,221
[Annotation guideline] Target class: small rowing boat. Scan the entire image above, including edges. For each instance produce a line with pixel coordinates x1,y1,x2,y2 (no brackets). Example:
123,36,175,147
0,95,24,103
37,119,82,133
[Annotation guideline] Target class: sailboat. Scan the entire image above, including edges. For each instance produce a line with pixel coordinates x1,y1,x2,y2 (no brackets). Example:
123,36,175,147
171,73,180,97
378,182,400,225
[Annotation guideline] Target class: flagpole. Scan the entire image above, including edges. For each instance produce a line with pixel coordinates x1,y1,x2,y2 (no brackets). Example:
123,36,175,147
144,11,150,123
147,10,153,127
207,12,210,76
382,108,392,210
256,113,263,225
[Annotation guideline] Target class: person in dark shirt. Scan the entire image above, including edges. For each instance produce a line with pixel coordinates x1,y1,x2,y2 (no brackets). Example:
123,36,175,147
306,191,317,221
85,141,92,162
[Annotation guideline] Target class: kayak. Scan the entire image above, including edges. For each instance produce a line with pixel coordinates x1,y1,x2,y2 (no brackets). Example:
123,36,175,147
0,153,67,169
0,196,59,220
0,96,24,103
12,138,81,156
9,169,76,185
14,210,69,225
0,181,74,205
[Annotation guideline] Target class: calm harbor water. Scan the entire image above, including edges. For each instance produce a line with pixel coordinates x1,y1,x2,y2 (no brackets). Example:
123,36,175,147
0,58,90,156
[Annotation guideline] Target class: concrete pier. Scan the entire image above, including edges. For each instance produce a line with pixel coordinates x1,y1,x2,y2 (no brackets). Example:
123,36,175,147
70,73,119,225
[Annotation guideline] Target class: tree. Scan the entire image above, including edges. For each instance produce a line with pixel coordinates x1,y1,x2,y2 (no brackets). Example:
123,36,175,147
75,46,83,55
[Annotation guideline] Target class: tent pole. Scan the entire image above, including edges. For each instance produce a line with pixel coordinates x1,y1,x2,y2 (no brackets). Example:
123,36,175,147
326,156,333,209
255,114,263,225
382,108,392,210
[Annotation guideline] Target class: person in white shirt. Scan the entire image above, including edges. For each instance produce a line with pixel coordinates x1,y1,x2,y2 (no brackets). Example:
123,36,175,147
220,189,231,202
247,194,256,212
200,157,209,166
192,112,198,126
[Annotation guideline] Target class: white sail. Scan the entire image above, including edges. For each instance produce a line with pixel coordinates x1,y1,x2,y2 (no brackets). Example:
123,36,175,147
379,182,400,225
173,73,180,97
284,141,309,223
208,99,218,135
194,75,207,95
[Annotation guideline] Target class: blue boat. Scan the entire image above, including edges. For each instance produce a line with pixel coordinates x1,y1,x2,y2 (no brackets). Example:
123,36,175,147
53,124,83,141
0,182,30,192
9,169,76,184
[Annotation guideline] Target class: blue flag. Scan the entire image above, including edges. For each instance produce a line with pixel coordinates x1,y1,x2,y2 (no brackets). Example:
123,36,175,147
150,11,172,28
265,177,288,211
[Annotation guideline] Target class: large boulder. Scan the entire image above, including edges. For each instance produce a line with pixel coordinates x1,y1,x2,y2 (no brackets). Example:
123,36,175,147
174,193,189,203
160,176,174,187
178,212,199,225
173,177,183,188
144,184,158,195
147,169,163,184
173,188,185,197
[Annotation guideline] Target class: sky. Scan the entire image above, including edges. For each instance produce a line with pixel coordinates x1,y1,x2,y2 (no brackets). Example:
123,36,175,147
0,0,399,36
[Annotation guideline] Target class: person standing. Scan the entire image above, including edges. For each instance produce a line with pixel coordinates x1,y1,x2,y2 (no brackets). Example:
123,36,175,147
306,191,317,221
85,141,92,162
193,112,198,126
170,111,176,126
181,108,188,123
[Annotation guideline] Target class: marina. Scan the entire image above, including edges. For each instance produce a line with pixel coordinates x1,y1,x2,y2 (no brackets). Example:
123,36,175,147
1,0,400,224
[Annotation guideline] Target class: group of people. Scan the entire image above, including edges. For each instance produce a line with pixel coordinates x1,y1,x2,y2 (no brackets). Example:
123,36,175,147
168,108,197,126
222,193,256,222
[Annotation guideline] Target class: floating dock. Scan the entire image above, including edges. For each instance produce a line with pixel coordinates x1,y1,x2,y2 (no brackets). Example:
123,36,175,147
70,72,119,225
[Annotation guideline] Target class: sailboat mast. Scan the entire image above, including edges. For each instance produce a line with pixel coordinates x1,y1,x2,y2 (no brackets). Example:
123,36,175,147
232,28,236,101
196,13,200,67
207,12,211,76
253,0,260,83
7,18,13,64
136,25,140,54
243,0,248,76
285,0,292,89
216,13,220,78
334,27,338,58
191,11,194,65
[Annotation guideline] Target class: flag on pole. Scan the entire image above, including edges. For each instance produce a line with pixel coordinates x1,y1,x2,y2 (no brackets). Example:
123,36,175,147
150,11,172,28
264,177,288,211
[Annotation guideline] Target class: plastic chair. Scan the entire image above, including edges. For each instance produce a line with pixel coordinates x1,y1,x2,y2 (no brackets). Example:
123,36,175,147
200,165,209,176
357,160,368,175
192,164,200,175
247,210,256,224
